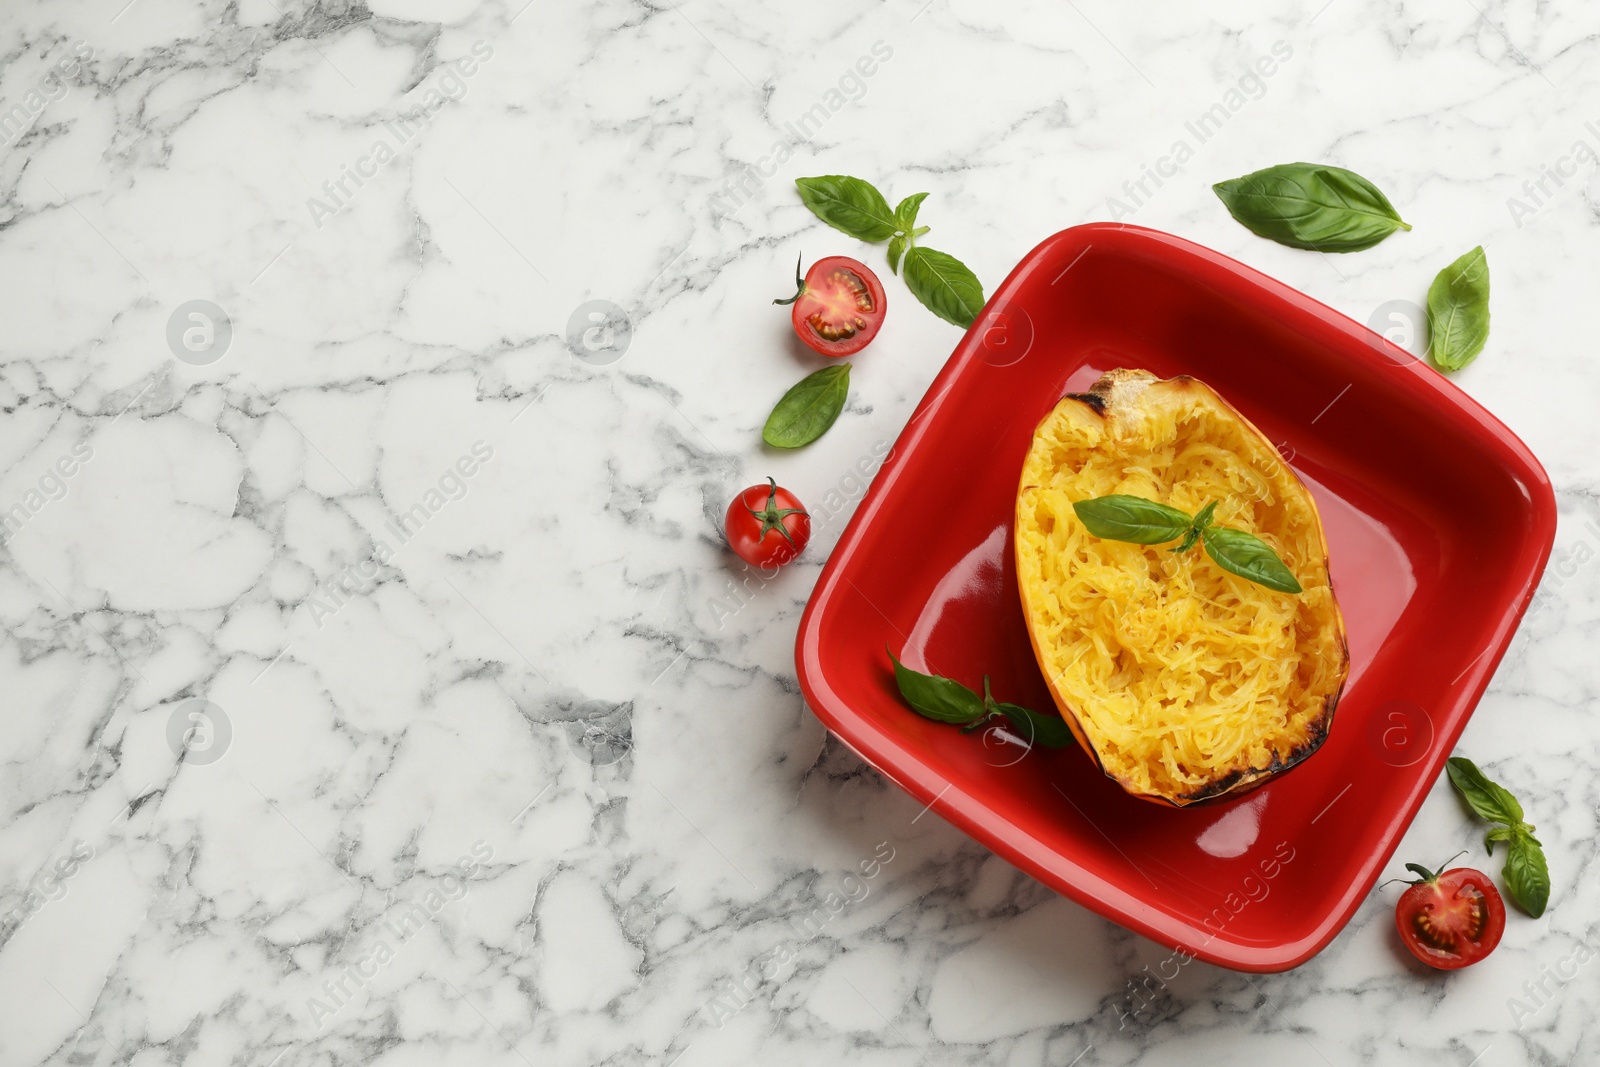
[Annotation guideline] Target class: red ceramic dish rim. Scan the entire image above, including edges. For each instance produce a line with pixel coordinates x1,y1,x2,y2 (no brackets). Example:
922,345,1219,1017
794,222,1558,972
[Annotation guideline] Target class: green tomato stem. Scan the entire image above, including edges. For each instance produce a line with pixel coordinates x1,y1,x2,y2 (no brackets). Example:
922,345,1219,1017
772,253,806,306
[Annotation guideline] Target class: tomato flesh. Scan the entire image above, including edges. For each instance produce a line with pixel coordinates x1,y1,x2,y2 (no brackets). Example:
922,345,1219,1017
724,480,811,568
784,256,886,356
1395,866,1505,970
800,266,875,341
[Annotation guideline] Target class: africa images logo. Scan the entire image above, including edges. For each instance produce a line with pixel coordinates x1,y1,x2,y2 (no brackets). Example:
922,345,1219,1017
565,300,632,367
166,698,232,766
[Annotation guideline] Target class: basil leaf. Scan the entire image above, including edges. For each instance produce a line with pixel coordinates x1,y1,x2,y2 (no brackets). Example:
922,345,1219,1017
1446,756,1524,825
795,175,897,242
902,246,984,328
1484,825,1517,854
887,234,906,275
993,702,1075,748
1072,494,1193,545
888,648,985,723
1212,162,1411,252
1200,525,1303,593
1426,246,1491,371
762,364,850,448
1504,832,1550,918
894,192,929,233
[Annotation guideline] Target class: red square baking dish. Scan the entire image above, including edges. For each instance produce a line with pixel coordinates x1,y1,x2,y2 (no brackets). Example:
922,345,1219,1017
795,223,1556,972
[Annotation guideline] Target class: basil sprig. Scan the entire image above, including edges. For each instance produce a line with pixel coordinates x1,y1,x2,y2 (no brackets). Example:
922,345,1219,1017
888,648,1073,749
795,175,984,328
763,364,850,448
1446,756,1549,918
1071,494,1303,594
1426,246,1491,371
1212,162,1411,252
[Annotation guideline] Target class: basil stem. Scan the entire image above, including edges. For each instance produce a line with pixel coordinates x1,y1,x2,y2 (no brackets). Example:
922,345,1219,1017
1171,500,1218,553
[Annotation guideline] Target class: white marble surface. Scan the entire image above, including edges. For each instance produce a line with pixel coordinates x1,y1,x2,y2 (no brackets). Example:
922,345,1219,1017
1,2,1598,1065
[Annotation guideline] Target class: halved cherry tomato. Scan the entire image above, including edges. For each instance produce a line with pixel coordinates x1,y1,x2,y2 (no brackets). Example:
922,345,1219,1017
724,478,811,568
774,255,886,357
1394,856,1505,970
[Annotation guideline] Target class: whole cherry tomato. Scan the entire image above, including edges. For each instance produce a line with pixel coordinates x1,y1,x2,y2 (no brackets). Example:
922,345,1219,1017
1394,855,1505,970
725,478,811,568
774,255,886,357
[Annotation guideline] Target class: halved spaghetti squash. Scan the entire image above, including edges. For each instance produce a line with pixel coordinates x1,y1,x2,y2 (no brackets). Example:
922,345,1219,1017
1015,369,1347,806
